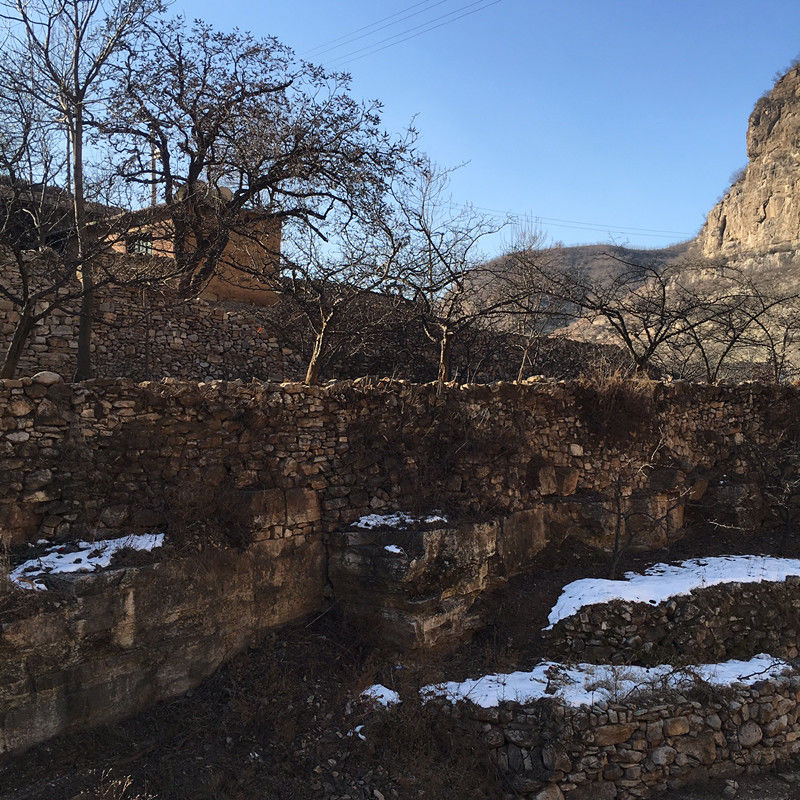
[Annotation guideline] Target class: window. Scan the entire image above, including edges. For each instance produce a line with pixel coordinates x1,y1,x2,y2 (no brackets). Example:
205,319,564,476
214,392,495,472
127,233,153,256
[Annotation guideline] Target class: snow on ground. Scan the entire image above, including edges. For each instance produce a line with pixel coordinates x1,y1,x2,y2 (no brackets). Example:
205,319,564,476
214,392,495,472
361,684,400,707
10,533,165,590
423,655,791,709
384,545,405,555
547,555,800,628
352,512,447,530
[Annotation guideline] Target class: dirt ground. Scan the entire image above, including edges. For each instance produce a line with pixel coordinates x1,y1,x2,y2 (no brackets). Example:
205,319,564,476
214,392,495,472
3,528,800,800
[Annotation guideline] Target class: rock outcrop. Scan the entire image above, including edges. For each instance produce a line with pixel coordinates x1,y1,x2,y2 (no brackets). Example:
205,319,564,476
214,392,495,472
698,63,800,257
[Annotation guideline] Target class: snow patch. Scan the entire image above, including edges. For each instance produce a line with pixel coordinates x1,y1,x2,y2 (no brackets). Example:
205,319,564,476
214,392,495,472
547,555,800,628
10,533,165,591
352,512,447,530
423,655,791,709
361,684,400,707
384,544,405,555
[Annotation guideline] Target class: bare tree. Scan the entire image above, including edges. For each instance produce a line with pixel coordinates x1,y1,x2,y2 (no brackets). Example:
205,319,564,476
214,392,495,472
272,210,409,385
497,231,572,381
105,19,412,300
659,264,800,383
393,159,551,389
0,0,165,379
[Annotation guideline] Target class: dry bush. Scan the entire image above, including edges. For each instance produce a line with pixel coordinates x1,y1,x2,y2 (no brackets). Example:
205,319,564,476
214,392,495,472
575,361,657,442
165,480,254,551
362,697,506,799
74,774,154,800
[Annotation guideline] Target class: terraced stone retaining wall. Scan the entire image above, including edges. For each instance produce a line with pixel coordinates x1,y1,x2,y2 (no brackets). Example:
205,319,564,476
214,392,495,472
2,377,799,754
2,377,795,550
462,676,800,799
0,535,323,755
0,285,302,383
548,578,800,666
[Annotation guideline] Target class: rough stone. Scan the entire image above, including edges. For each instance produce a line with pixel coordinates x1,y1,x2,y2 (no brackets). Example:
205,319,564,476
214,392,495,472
737,721,763,748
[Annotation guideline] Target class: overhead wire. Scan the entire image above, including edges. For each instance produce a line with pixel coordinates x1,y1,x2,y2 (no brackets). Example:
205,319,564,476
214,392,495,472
328,0,503,67
304,3,688,242
304,0,454,58
446,202,693,240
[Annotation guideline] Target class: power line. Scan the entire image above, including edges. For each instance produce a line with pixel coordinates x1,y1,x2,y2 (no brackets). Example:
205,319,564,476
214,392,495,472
446,202,693,240
329,0,503,67
452,202,693,237
305,0,453,58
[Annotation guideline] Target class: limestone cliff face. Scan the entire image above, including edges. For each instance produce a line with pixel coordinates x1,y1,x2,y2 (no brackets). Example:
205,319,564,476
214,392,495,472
698,64,800,257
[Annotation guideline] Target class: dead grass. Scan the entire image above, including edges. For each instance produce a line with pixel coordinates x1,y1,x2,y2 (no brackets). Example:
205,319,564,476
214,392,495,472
165,480,255,551
575,365,657,443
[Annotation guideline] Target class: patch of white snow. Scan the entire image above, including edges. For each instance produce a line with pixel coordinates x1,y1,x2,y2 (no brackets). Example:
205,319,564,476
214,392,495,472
384,545,405,555
10,533,165,591
423,655,791,709
361,684,400,707
547,555,800,628
353,511,447,530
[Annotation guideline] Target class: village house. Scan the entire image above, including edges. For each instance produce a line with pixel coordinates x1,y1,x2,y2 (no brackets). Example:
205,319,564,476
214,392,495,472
107,198,282,307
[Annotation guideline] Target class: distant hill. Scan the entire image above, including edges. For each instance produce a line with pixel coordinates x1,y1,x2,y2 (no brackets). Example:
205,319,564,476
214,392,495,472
544,240,693,281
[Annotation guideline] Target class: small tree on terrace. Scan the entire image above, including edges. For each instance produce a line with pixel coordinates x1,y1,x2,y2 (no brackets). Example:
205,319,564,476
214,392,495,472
274,208,410,385
395,159,542,388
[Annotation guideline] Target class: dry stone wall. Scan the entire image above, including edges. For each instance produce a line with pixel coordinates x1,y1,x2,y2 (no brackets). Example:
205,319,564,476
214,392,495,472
0,285,303,383
464,675,800,799
0,535,324,755
548,578,800,666
1,376,796,550
2,375,800,761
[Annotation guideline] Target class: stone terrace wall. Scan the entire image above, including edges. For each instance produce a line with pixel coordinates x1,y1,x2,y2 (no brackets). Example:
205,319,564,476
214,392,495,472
548,578,800,666
1,376,797,550
0,535,323,755
0,285,303,383
1,281,622,384
465,675,800,799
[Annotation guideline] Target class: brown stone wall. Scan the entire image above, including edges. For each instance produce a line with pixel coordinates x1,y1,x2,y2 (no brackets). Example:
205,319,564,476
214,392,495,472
0,535,324,755
463,675,800,799
0,284,303,383
548,577,800,666
0,376,795,550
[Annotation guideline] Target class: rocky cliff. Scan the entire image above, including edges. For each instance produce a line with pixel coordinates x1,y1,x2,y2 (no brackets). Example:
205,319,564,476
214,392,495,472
698,63,800,257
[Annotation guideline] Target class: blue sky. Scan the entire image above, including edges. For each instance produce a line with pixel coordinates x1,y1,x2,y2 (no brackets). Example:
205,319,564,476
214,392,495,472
171,0,800,254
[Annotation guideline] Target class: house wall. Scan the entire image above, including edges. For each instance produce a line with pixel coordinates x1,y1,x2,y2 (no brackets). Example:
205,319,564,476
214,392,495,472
108,211,281,306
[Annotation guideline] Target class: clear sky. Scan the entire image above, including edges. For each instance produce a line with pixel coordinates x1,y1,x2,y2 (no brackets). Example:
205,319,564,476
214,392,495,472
170,0,800,254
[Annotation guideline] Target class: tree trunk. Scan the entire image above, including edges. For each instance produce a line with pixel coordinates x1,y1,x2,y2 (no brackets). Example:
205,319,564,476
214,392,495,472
72,102,93,381
516,337,533,383
436,330,451,393
305,328,327,385
1,309,36,379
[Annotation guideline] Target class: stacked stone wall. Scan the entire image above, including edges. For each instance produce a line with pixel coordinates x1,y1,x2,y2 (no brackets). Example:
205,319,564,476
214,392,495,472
548,578,800,666
1,376,795,548
0,285,303,382
465,676,800,799
1,281,623,384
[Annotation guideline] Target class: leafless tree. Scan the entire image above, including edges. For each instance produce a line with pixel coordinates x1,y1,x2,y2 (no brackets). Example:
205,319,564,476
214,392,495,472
1,0,166,379
393,159,551,389
0,37,175,379
271,209,410,385
498,230,573,381
105,19,413,299
660,264,800,383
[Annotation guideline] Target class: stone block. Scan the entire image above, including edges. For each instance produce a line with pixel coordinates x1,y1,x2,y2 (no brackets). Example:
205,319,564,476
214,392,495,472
285,488,321,525
594,723,638,746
